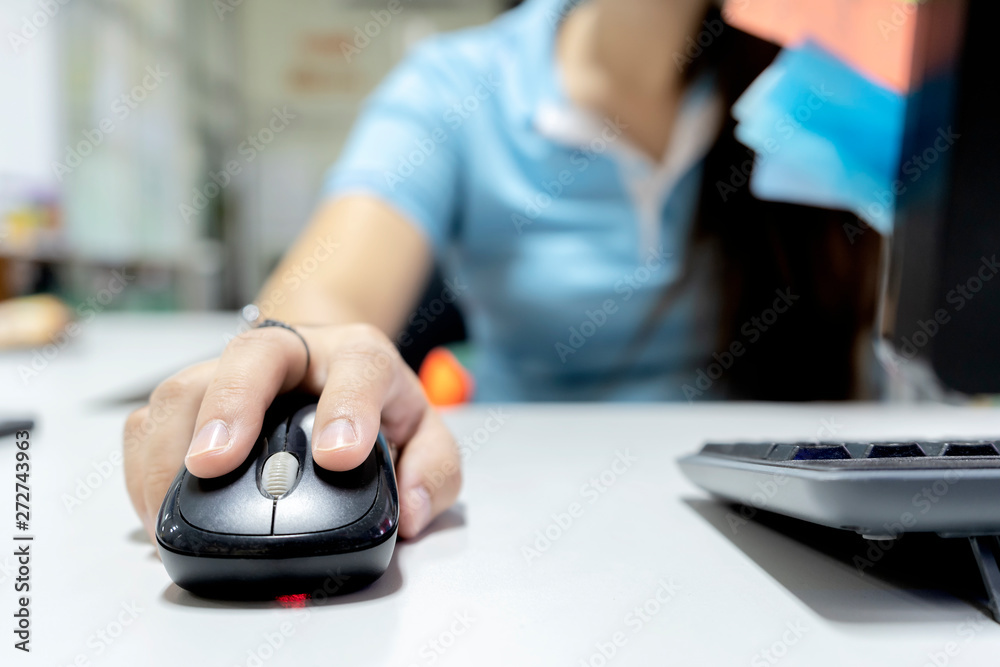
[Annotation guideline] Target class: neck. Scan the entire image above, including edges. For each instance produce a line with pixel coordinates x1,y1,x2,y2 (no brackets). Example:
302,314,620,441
565,0,714,99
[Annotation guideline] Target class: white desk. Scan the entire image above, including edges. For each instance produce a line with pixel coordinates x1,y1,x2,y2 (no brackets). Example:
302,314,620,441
3,313,1000,666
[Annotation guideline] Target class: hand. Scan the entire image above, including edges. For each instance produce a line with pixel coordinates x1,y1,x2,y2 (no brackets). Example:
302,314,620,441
123,323,461,542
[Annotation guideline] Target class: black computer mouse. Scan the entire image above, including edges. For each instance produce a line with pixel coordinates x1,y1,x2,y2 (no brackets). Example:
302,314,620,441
155,393,398,599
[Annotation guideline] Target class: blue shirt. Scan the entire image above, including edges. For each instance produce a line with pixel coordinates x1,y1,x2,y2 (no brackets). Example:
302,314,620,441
324,0,724,401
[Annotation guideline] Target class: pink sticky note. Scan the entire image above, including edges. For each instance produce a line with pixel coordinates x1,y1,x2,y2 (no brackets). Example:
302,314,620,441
723,0,919,92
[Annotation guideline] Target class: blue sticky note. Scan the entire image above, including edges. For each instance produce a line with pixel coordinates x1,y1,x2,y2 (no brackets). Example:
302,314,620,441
732,41,905,235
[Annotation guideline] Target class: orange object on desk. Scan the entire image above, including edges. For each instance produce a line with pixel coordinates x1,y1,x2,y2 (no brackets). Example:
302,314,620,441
418,347,474,406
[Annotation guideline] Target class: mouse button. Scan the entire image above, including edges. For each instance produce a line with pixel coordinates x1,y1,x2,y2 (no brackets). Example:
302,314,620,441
265,421,288,457
271,447,379,535
179,442,275,536
284,420,309,461
285,404,317,454
260,396,295,438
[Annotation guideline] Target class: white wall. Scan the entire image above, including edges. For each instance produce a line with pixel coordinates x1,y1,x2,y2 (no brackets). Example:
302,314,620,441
230,0,504,299
0,0,60,191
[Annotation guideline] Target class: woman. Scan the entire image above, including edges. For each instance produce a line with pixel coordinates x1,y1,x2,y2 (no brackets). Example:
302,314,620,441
124,0,880,540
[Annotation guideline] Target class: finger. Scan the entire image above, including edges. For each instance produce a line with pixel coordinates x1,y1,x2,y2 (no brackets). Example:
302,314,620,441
185,327,309,478
139,361,216,539
394,408,462,539
123,406,152,536
310,324,425,471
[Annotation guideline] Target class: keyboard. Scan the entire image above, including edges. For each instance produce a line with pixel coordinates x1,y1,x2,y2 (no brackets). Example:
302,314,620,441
678,440,1000,538
679,439,1000,621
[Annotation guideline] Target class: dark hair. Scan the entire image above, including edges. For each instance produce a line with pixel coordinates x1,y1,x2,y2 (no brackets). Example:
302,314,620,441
631,10,883,401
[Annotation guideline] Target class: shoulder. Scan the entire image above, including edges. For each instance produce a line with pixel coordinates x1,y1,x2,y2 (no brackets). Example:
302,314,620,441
379,5,532,101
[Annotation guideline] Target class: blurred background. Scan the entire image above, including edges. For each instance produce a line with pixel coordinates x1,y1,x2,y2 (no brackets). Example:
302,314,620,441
3,0,992,406
0,0,508,314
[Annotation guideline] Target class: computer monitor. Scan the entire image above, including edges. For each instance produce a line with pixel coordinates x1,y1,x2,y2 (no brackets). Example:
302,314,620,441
879,0,1000,396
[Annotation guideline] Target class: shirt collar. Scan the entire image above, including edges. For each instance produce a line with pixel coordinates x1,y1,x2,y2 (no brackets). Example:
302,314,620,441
518,0,725,174
501,0,581,129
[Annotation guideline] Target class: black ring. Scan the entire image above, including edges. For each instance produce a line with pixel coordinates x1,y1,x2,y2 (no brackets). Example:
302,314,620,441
255,319,311,380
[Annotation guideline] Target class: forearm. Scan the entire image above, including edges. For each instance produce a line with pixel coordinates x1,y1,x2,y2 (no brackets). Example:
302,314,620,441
256,280,368,328
253,195,433,335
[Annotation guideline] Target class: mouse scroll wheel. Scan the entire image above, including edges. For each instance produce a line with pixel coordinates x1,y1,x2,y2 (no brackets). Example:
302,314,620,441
262,452,299,498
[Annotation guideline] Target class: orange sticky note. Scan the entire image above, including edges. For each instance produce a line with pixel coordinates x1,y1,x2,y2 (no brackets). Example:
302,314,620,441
723,0,920,92
419,347,474,406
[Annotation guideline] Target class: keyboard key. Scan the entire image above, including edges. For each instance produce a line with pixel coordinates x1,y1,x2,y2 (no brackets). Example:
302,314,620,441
867,443,926,458
792,444,851,461
942,442,1000,457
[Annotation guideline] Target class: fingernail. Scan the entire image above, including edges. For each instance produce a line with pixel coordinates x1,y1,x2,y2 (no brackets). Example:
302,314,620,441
315,419,358,453
405,485,432,536
187,420,231,459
